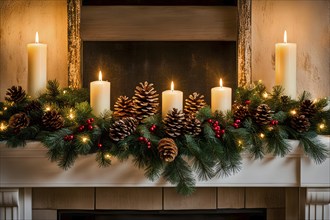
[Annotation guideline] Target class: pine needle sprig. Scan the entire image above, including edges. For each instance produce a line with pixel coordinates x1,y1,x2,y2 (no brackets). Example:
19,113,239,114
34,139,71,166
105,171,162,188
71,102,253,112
162,156,196,195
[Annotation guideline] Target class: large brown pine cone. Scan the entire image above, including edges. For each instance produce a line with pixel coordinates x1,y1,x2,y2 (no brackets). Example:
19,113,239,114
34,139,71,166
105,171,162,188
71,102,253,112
113,96,134,119
109,117,138,141
163,108,185,138
158,138,178,162
290,114,311,133
132,81,159,121
5,86,26,103
254,104,272,126
9,112,30,132
184,114,202,136
42,110,65,131
184,92,206,116
299,100,317,119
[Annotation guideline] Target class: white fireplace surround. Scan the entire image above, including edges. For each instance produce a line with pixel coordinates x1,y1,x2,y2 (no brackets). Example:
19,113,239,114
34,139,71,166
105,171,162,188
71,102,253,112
0,136,329,220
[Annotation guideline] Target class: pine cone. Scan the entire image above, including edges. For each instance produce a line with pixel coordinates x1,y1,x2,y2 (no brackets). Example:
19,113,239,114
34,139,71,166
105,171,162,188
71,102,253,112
113,96,134,119
163,108,185,138
109,117,138,141
5,86,26,103
254,104,272,125
132,81,159,121
25,100,42,114
9,112,30,132
300,100,317,119
233,104,250,121
42,110,65,131
184,114,202,136
184,92,206,116
290,114,310,133
158,138,178,162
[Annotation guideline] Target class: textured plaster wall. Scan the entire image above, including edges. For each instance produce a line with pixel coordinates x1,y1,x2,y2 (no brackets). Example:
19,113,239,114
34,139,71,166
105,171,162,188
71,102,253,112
0,0,67,101
0,0,329,101
252,0,329,98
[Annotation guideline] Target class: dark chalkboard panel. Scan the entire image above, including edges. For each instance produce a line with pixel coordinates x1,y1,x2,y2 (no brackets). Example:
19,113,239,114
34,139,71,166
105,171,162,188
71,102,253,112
83,41,236,106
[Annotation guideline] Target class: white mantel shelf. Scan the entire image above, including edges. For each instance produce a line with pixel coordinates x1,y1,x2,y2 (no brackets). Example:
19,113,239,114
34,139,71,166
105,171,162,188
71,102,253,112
0,136,329,188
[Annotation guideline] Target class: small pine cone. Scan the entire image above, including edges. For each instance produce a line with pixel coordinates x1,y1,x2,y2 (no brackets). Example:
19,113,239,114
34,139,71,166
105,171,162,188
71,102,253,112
233,104,250,121
113,96,134,119
254,104,272,126
280,95,290,105
132,81,159,121
25,100,42,114
184,114,202,136
109,117,138,141
9,112,30,132
5,86,26,103
163,108,185,138
300,100,317,119
158,138,178,162
184,92,207,116
42,110,65,131
290,114,311,133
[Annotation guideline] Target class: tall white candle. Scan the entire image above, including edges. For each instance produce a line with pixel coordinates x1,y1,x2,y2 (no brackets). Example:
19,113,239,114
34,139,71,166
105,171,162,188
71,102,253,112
211,79,232,113
275,30,297,99
90,71,111,116
27,32,47,98
162,81,183,118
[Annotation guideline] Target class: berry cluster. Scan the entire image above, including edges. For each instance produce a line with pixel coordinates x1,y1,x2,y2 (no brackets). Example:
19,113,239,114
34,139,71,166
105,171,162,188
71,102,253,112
78,118,95,132
207,119,225,139
270,119,279,126
232,119,241,129
64,134,74,141
149,124,157,132
138,136,152,148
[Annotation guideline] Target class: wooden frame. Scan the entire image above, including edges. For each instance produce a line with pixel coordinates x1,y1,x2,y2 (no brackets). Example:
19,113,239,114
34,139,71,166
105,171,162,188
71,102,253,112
67,0,251,88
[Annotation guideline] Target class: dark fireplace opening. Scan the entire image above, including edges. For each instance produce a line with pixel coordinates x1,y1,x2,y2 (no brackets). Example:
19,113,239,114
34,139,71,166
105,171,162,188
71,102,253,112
83,41,237,105
58,209,266,220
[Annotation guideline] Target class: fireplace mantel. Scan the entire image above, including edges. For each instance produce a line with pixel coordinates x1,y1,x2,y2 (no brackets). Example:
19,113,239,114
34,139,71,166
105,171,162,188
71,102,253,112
1,136,329,188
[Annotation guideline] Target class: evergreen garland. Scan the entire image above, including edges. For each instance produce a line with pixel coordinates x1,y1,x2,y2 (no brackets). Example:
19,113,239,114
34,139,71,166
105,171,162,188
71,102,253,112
0,80,329,195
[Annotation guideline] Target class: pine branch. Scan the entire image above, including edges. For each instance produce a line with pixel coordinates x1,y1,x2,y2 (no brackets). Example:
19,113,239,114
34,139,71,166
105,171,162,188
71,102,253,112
162,156,196,196
58,143,78,169
299,132,329,164
265,127,291,157
184,135,215,180
96,150,112,167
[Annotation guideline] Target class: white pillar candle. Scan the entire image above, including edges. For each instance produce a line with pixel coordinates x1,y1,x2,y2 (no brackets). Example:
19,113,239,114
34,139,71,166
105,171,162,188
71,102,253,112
211,78,232,113
90,71,111,116
275,30,297,99
162,81,183,118
27,32,47,98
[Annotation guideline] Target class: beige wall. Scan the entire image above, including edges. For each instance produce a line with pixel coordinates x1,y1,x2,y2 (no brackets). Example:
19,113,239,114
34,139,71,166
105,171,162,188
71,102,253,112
0,0,67,101
252,0,329,98
0,0,329,101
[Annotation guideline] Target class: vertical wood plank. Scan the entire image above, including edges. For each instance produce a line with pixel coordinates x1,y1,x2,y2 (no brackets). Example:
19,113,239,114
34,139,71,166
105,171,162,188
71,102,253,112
217,187,245,208
164,188,216,210
96,187,162,210
286,187,299,220
246,187,285,208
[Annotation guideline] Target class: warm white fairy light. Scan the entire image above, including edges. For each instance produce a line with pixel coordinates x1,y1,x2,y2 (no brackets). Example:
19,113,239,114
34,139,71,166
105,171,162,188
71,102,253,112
82,136,89,143
0,122,8,131
68,109,75,120
319,123,325,130
263,92,269,99
104,153,111,159
63,90,67,94
290,109,297,115
259,133,265,138
45,106,51,111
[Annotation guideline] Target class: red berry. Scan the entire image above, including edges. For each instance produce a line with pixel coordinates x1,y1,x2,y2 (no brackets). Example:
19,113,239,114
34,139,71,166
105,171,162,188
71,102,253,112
79,125,85,131
88,125,93,130
220,129,225,134
216,134,221,138
245,100,251,105
69,135,74,140
143,137,148,142
207,119,213,123
150,127,155,132
64,135,68,141
86,119,91,124
214,126,220,131
214,121,219,125
89,118,94,123
235,119,241,124
138,136,144,142
215,130,221,134
233,123,239,128
98,143,102,148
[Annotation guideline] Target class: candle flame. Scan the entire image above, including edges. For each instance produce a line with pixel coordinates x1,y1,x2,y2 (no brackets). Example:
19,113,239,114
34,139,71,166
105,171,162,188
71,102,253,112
171,81,174,91
219,78,223,88
284,30,287,43
35,32,39,43
98,71,102,81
